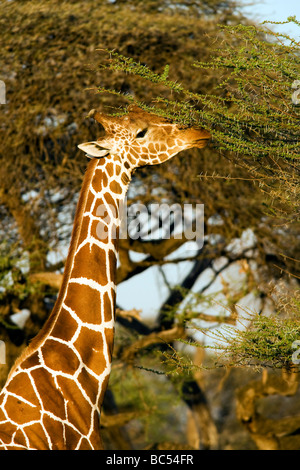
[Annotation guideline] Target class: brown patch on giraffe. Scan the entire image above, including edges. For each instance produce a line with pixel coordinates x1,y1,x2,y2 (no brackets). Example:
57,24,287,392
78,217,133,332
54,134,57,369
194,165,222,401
109,180,122,195
12,428,27,448
94,196,105,212
64,423,82,449
167,137,176,147
30,368,66,420
148,143,155,153
5,394,41,425
95,200,111,221
50,307,78,342
84,190,96,213
56,376,92,434
105,162,115,177
95,199,115,242
104,192,118,206
96,197,119,231
121,172,130,185
115,164,121,176
93,218,113,244
42,415,65,450
77,367,99,403
78,437,94,449
108,249,117,280
103,191,118,210
163,125,173,134
6,371,40,407
98,211,111,233
95,158,106,166
0,444,25,450
64,282,101,324
93,170,108,191
41,339,80,375
77,215,90,246
73,326,106,376
105,327,114,362
114,153,123,164
71,243,108,286
25,422,49,449
129,148,139,159
0,406,6,421
127,154,137,165
103,291,114,322
0,422,17,444
94,220,109,244
20,351,40,370
98,373,110,408
89,412,103,449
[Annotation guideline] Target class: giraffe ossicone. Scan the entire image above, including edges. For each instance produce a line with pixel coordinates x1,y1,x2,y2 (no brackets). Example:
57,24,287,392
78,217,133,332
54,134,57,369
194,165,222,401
0,105,210,450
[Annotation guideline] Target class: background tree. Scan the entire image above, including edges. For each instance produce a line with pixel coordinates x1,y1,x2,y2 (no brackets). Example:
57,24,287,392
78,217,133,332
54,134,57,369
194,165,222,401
0,0,299,450
99,18,300,449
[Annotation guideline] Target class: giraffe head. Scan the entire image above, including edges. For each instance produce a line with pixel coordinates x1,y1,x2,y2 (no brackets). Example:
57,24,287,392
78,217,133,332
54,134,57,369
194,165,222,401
78,105,210,167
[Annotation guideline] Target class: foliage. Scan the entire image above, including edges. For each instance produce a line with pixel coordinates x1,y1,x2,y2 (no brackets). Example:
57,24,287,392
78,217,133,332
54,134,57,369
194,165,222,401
212,288,300,369
0,243,32,303
0,1,256,449
94,18,300,372
97,19,300,225
214,314,300,369
107,359,184,448
0,0,244,267
0,0,300,449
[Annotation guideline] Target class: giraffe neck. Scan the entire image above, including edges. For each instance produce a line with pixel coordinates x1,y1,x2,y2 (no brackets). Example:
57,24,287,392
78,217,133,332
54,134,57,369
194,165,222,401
0,154,132,449
54,154,130,327
10,153,132,388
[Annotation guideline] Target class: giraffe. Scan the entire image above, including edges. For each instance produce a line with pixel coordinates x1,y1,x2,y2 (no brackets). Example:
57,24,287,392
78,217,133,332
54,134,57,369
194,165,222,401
0,105,210,450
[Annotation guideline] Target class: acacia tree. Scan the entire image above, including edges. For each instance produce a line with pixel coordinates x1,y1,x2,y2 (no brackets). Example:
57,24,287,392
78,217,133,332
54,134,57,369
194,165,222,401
0,0,251,449
0,0,299,449
0,0,242,330
98,17,299,357
92,19,300,449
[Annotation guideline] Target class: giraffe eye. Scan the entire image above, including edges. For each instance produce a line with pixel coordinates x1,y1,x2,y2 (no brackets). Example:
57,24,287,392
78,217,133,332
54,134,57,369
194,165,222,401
136,128,148,139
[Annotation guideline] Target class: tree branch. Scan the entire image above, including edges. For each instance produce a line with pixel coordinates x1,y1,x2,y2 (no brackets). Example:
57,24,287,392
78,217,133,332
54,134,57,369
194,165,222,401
119,324,186,363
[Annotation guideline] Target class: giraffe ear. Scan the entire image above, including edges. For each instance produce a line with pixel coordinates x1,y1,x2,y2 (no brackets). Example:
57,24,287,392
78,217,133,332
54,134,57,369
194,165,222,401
78,142,110,158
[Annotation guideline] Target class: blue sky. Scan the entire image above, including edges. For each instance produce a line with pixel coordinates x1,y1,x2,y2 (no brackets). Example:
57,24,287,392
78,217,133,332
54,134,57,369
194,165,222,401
240,0,299,39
